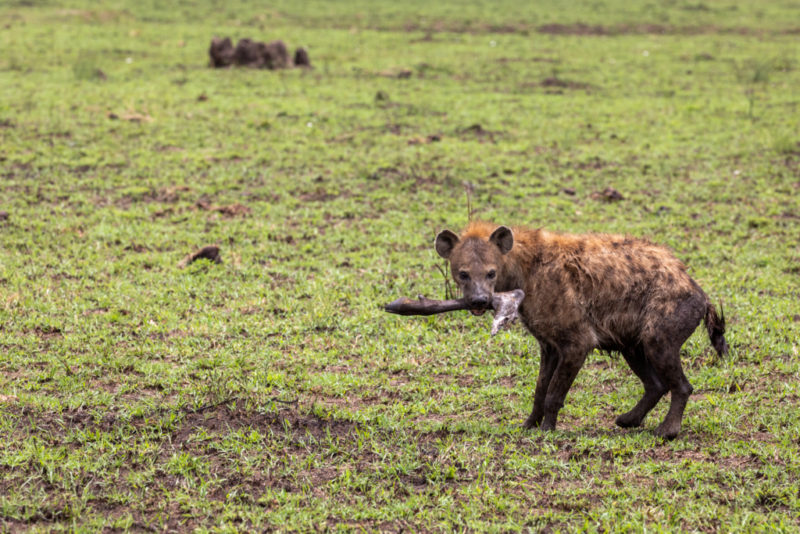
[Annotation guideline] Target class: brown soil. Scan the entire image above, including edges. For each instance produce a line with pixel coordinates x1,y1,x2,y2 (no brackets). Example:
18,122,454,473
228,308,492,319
1,398,783,530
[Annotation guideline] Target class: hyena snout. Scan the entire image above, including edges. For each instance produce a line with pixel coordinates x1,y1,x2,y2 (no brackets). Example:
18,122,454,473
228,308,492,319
460,281,495,316
469,294,490,307
466,291,490,315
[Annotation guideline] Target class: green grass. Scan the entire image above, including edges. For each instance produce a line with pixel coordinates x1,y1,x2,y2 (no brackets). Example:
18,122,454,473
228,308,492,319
1,0,800,531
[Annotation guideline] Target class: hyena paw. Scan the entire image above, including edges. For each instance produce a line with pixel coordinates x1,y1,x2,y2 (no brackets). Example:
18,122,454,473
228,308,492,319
615,411,644,428
653,421,681,440
522,416,541,430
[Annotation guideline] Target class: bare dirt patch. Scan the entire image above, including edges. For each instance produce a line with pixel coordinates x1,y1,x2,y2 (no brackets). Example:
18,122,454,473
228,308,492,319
395,19,778,36
297,188,340,202
540,76,592,91
2,395,789,530
170,404,360,444
536,23,776,36
112,185,191,209
459,123,500,143
367,166,409,182
196,200,251,217
31,326,63,339
591,186,625,202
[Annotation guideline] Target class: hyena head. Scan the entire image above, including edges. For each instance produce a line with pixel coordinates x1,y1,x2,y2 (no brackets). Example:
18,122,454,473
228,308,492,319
435,225,513,315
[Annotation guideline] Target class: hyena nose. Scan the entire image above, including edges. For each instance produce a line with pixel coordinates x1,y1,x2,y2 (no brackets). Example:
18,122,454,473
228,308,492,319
471,295,490,308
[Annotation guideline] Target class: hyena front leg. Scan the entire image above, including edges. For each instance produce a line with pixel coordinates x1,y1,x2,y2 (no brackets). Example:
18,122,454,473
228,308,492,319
540,345,589,431
524,343,558,429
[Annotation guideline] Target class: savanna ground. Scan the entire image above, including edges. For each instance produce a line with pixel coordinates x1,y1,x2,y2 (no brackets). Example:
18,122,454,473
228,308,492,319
1,0,800,531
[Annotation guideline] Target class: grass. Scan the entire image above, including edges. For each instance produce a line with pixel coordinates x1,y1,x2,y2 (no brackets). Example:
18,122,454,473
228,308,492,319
1,0,800,531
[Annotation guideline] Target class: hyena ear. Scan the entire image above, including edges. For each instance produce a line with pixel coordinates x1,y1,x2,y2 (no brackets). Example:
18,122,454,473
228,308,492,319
435,230,460,259
489,226,513,255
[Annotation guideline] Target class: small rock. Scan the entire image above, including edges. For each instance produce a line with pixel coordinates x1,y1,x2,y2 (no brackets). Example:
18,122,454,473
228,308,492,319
408,134,442,145
178,245,222,268
591,186,624,202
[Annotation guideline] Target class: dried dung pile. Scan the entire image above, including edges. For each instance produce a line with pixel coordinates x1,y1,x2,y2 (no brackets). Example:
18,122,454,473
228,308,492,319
209,37,311,69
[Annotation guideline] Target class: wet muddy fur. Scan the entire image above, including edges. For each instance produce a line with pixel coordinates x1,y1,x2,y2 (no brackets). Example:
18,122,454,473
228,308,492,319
435,221,728,439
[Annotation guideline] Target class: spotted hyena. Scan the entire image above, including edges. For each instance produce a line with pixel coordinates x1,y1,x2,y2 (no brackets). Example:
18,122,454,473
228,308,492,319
435,221,728,439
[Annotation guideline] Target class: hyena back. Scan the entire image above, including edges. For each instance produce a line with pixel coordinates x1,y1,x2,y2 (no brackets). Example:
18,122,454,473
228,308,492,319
435,221,728,439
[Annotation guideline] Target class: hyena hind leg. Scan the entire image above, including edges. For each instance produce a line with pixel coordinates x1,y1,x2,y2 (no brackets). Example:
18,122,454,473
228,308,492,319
615,346,668,429
645,296,703,439
645,344,693,440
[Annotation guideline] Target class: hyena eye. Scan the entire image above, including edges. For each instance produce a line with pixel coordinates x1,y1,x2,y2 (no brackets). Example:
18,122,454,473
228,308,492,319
487,270,496,280
458,271,470,281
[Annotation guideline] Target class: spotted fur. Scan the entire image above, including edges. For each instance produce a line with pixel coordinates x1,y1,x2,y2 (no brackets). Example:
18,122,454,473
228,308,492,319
435,221,728,439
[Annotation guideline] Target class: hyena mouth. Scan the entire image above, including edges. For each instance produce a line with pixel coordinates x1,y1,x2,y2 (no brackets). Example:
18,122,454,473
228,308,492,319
470,309,486,316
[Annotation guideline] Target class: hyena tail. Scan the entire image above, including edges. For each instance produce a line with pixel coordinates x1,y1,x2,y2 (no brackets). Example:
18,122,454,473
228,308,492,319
704,301,729,357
